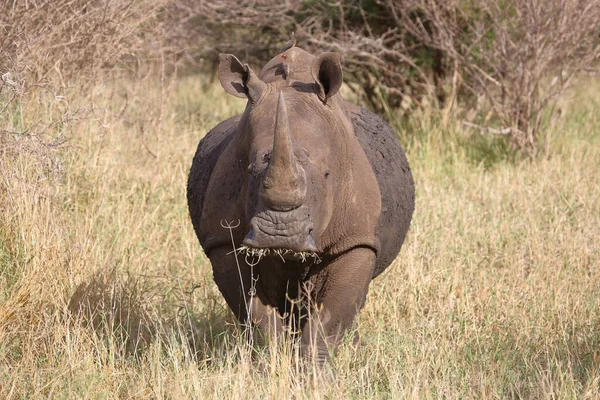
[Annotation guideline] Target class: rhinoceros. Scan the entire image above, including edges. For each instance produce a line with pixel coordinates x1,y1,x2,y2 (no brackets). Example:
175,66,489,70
187,43,414,365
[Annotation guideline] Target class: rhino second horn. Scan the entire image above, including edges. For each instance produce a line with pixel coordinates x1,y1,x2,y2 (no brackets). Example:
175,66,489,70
261,91,307,210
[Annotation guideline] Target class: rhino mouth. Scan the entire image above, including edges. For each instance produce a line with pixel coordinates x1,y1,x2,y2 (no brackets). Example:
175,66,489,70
236,245,322,264
241,208,321,263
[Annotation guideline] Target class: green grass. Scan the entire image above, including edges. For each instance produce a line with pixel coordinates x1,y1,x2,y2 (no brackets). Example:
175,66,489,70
0,74,599,398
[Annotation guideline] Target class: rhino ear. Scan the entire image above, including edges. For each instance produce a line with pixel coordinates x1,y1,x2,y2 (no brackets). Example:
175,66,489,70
311,52,343,103
218,54,266,101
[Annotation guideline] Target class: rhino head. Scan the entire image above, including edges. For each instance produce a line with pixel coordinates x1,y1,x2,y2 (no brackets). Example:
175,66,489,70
217,48,349,259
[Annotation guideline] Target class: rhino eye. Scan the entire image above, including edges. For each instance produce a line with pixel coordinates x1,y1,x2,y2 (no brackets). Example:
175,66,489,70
262,151,272,164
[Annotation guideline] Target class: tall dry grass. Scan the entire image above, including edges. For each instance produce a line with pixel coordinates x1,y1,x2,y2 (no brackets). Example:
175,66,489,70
1,59,600,398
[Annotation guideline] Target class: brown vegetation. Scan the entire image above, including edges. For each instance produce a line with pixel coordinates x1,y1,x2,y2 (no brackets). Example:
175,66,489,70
175,0,600,152
1,1,600,397
1,71,599,397
3,0,599,152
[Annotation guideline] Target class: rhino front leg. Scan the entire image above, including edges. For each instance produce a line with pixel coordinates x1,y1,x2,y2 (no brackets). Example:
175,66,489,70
209,246,283,345
301,246,376,367
249,283,284,347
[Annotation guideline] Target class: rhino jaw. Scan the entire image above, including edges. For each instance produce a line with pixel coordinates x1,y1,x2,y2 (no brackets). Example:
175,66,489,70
260,90,306,211
242,207,318,257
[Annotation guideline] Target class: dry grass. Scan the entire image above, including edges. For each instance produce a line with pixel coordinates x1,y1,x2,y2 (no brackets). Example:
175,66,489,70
0,70,599,398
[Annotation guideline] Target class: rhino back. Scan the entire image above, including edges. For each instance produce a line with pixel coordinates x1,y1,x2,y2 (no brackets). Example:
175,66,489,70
187,115,240,244
345,104,415,278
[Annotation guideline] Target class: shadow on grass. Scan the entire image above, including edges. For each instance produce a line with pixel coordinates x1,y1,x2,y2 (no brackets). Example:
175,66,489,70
67,269,237,363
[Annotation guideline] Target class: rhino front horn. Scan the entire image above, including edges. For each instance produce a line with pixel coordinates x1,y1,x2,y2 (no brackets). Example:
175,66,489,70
261,91,307,211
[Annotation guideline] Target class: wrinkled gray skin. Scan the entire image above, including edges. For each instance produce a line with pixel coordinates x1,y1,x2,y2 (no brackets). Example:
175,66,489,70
187,45,414,367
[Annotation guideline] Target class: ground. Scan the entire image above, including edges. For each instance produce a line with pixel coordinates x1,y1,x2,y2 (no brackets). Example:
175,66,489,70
0,73,599,398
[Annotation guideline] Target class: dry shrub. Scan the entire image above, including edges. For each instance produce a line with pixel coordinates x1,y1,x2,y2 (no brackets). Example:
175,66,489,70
176,0,600,153
305,0,600,152
0,1,599,396
392,0,600,152
0,0,172,84
0,0,173,185
4,0,597,154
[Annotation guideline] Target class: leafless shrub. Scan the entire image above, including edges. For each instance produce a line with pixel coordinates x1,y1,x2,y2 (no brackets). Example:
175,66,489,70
0,0,186,178
0,0,174,85
393,0,600,152
3,0,598,154
176,0,600,153
296,0,600,152
163,0,293,70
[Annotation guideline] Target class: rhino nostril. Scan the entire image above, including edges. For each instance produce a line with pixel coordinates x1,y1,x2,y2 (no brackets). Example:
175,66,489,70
244,229,255,241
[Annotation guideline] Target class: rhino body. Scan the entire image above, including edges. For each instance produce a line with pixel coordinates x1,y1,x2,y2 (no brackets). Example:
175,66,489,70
187,45,414,365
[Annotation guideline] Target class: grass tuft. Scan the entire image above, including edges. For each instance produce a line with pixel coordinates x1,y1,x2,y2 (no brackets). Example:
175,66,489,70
235,245,322,265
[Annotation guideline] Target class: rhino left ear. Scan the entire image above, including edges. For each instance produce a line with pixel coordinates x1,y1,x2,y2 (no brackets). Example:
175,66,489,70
218,53,266,101
311,52,343,103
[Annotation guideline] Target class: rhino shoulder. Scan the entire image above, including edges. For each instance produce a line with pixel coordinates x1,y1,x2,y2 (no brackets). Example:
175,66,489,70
344,103,415,278
187,115,241,240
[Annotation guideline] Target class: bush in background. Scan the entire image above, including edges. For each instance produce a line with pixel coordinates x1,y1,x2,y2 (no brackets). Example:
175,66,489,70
2,0,599,153
2,2,600,397
175,0,600,154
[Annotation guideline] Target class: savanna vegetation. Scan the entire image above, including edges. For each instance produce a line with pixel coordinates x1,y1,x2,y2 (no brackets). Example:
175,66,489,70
1,0,599,398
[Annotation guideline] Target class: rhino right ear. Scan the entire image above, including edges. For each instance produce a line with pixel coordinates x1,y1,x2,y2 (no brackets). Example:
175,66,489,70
218,54,266,101
311,52,343,104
